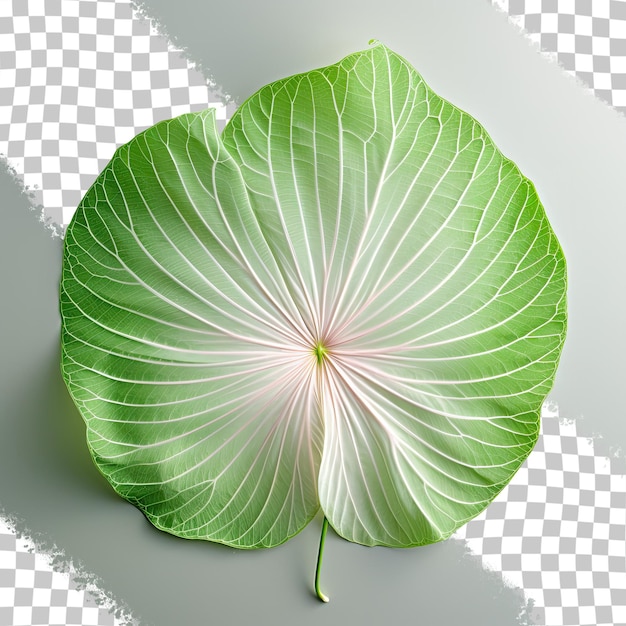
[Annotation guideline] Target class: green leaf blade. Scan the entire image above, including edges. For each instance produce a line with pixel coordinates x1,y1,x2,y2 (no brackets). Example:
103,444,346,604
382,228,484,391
61,42,566,552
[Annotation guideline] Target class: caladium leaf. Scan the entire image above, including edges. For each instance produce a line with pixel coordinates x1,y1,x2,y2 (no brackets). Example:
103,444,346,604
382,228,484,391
61,41,566,571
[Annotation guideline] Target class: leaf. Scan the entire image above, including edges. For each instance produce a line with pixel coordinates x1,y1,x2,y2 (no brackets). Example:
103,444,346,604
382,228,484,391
61,42,566,554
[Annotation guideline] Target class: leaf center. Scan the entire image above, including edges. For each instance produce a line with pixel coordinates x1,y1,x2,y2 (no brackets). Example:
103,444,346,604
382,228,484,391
313,342,328,366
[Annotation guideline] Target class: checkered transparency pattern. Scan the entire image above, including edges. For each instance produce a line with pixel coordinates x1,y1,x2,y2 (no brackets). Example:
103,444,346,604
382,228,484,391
0,0,234,234
0,519,135,626
455,406,626,626
491,0,626,114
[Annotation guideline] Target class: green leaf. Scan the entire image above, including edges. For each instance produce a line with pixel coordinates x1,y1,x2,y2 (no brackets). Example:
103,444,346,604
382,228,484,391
61,42,566,553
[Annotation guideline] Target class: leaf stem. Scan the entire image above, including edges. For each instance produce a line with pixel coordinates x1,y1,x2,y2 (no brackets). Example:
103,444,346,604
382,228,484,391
315,516,330,603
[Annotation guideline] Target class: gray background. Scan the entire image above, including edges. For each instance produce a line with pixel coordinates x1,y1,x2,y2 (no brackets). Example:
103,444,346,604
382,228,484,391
1,0,625,624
